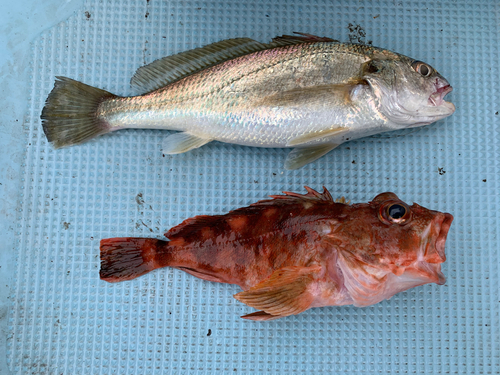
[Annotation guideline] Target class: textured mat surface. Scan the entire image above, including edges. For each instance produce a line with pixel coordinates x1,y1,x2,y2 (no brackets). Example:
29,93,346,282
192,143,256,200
8,0,500,374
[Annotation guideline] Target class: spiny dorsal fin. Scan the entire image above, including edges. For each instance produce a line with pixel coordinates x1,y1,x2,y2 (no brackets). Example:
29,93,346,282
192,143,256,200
164,187,336,239
267,186,335,203
131,38,268,93
334,196,351,204
131,33,339,93
271,32,339,45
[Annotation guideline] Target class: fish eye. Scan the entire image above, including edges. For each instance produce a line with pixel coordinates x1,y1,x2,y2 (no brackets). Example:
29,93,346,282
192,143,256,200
411,61,432,77
388,204,406,219
379,201,411,225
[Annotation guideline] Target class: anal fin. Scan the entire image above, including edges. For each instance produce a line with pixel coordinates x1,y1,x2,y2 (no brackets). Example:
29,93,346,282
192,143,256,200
162,132,212,154
234,265,321,319
176,266,225,283
284,143,339,170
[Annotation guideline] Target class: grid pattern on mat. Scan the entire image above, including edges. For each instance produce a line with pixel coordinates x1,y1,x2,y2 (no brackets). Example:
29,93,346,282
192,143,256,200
8,0,500,374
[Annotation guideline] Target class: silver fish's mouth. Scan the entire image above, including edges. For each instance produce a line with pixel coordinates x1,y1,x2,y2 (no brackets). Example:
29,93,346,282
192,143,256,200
429,84,453,107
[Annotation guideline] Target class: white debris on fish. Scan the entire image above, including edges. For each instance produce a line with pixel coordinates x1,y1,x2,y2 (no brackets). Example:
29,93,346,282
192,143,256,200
41,33,455,169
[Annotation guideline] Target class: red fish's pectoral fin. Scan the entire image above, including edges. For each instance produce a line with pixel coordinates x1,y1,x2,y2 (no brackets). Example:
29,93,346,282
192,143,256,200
240,311,283,321
234,265,321,320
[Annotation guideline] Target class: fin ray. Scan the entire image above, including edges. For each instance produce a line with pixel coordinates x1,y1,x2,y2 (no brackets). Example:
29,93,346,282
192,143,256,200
41,76,116,148
131,34,341,93
100,237,165,282
131,38,269,93
234,266,320,318
285,144,339,170
241,311,282,321
271,32,339,45
162,132,212,154
287,127,349,146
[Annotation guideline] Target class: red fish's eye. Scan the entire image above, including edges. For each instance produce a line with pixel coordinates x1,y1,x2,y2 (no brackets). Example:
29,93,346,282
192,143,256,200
379,201,411,225
388,204,406,219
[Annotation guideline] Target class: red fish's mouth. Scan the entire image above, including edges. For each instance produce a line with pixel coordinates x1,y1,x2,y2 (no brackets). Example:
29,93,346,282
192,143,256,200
434,213,454,262
424,212,453,264
417,212,453,285
429,84,453,106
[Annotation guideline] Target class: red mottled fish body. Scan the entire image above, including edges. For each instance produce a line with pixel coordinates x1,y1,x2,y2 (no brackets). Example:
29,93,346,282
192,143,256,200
100,187,453,320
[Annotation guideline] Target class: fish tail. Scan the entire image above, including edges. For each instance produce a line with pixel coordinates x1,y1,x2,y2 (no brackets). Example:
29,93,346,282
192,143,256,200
41,76,117,148
100,237,170,282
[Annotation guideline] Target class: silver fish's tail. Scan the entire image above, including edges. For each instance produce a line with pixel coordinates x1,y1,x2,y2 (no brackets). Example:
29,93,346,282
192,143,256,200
41,76,118,148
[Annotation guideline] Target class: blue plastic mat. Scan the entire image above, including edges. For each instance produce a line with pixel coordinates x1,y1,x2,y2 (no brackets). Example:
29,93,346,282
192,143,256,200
8,0,500,373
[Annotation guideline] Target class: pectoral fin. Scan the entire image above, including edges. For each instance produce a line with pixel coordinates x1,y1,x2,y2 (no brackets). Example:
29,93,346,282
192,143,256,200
240,311,283,321
284,143,339,170
234,265,321,320
162,132,212,154
287,126,349,146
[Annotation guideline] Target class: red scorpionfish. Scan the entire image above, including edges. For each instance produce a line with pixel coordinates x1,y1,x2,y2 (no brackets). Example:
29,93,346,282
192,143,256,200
100,187,453,321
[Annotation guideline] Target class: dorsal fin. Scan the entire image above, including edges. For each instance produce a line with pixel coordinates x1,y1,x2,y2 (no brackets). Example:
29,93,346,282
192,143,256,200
164,186,336,239
131,33,339,93
267,186,335,203
271,32,339,45
131,38,268,93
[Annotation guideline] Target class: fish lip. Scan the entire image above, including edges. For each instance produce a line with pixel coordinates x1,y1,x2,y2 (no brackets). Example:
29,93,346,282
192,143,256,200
435,268,447,285
428,84,453,107
435,212,454,263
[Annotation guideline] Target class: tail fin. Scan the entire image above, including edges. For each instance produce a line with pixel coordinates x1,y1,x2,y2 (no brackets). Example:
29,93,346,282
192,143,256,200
41,76,117,148
100,237,168,282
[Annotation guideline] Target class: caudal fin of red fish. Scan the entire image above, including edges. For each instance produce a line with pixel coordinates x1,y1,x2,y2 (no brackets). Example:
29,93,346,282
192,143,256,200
100,237,166,282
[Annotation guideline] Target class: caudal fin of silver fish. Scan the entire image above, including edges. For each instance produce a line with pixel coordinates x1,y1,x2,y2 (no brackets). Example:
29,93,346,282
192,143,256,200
40,76,117,148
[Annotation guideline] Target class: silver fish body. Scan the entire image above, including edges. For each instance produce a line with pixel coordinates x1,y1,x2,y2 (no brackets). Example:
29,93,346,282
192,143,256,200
41,35,455,169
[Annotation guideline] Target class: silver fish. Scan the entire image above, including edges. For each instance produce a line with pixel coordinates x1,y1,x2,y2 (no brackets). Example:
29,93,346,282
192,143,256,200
41,33,455,169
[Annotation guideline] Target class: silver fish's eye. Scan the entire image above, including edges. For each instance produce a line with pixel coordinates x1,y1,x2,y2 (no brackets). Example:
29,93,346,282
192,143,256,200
379,201,411,225
412,61,432,77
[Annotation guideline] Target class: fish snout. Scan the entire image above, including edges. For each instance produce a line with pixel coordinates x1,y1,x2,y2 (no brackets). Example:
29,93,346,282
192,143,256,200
436,212,453,258
435,268,447,285
425,212,453,264
429,78,455,113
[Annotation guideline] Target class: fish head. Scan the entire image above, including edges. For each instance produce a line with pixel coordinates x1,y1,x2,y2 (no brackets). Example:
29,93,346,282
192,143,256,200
330,192,453,306
361,55,455,127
